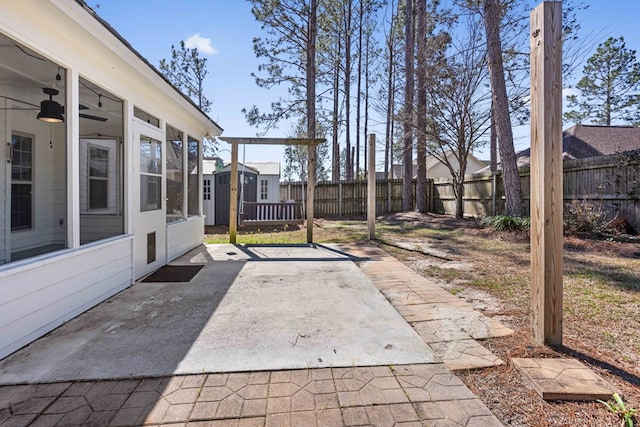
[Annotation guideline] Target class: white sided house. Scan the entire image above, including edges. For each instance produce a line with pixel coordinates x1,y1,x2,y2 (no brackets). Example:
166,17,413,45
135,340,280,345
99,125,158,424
0,1,222,359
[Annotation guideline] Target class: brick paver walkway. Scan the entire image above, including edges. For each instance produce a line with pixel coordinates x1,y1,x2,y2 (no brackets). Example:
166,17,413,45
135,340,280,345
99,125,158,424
0,364,501,426
0,243,508,426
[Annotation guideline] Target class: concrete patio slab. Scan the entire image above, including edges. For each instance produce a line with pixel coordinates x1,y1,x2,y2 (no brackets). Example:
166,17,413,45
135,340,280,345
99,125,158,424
512,358,618,401
0,244,436,384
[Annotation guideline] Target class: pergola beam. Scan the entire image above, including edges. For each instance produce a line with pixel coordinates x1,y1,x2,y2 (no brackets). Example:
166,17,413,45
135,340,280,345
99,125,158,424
221,137,326,244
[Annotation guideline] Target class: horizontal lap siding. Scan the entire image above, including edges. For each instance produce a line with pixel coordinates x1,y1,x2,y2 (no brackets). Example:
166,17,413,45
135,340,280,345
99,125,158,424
0,238,133,359
166,216,204,262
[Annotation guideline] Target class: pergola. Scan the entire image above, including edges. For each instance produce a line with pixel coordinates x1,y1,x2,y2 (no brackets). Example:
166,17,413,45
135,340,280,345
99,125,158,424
219,137,326,244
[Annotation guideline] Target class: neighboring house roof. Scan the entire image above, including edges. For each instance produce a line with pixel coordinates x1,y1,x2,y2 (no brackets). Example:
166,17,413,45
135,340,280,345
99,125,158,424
245,162,280,176
484,125,640,171
389,151,486,179
75,0,222,134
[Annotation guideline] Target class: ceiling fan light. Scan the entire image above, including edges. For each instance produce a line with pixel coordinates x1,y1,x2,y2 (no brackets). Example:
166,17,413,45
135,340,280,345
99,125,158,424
37,87,65,123
37,99,65,123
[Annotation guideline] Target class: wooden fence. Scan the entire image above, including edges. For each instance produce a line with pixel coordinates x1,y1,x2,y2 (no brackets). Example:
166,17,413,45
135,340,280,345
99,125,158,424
280,152,640,227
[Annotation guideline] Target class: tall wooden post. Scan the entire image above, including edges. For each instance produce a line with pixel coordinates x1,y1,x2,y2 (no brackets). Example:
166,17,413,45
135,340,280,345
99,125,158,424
367,134,376,239
530,1,563,346
229,143,239,244
306,145,316,243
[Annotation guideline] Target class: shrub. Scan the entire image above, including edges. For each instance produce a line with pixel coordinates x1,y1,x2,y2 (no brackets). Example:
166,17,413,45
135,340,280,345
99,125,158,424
480,215,530,232
564,199,608,234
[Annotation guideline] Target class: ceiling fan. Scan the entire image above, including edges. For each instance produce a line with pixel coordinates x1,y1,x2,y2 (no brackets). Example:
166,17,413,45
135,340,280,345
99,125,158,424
0,88,108,122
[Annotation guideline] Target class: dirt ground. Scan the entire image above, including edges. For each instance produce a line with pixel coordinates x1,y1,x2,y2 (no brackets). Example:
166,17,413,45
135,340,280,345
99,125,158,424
377,212,639,427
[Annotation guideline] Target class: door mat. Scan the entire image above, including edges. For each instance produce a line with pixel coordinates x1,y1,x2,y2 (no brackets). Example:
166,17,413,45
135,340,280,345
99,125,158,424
141,265,204,283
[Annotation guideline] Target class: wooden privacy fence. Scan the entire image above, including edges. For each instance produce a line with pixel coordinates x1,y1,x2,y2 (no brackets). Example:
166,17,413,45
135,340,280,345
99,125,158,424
279,152,640,227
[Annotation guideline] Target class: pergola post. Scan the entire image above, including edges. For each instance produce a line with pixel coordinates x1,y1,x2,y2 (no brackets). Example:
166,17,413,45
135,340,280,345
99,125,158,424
229,143,239,244
367,134,376,240
530,1,563,346
221,137,325,244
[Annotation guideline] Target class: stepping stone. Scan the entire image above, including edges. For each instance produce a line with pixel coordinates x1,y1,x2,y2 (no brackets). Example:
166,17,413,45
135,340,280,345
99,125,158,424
512,358,618,401
413,320,472,343
453,311,514,340
429,340,504,371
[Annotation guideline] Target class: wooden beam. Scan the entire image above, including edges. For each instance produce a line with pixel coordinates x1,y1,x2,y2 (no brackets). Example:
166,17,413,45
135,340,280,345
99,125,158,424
530,1,563,346
307,145,316,243
220,137,326,146
367,134,376,240
229,143,239,244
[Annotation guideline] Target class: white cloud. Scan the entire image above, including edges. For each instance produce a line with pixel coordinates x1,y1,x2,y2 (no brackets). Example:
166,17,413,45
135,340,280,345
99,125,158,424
562,87,577,98
184,34,218,55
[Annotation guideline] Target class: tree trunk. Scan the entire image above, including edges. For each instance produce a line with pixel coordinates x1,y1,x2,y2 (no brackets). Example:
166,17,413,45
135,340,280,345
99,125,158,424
344,0,353,180
415,0,427,213
483,0,523,216
332,37,341,182
307,0,317,141
356,0,363,178
402,0,414,211
490,99,497,172
384,2,396,179
454,179,465,219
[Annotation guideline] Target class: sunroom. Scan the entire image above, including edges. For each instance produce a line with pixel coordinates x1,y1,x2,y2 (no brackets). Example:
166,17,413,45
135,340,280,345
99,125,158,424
0,0,222,359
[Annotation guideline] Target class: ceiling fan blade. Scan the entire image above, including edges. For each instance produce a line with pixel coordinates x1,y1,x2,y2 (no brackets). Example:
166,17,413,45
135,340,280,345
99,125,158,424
79,113,107,122
79,104,90,110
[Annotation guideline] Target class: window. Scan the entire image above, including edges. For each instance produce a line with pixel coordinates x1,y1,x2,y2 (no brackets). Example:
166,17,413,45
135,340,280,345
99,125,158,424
134,107,159,127
187,136,200,216
11,133,33,231
166,125,183,223
203,179,211,200
140,136,162,212
260,179,268,200
88,145,109,210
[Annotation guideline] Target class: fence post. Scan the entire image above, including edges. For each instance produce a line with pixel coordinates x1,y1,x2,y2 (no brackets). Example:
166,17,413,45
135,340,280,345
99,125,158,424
368,134,376,239
530,1,563,346
338,181,343,217
387,180,392,212
491,172,497,215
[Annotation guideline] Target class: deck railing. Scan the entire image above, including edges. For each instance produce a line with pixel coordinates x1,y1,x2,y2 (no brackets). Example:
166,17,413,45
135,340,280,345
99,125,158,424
240,201,304,226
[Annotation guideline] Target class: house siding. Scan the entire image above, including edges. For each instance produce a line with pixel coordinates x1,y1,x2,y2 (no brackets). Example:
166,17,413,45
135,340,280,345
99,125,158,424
0,237,133,359
0,1,220,360
166,216,204,262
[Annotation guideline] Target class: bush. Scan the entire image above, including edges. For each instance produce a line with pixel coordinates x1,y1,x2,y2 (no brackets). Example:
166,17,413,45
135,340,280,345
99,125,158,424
564,199,608,234
480,215,530,232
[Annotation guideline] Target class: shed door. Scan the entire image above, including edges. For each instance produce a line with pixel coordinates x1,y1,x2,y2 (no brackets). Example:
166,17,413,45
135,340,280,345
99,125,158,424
214,173,230,225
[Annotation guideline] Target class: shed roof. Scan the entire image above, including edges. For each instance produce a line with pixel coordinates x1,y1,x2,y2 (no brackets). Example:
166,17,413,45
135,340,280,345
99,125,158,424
245,162,280,176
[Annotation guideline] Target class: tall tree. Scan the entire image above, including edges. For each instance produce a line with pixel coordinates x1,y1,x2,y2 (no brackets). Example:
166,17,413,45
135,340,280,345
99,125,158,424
415,0,427,213
243,0,318,136
343,0,355,180
481,0,523,216
402,0,415,211
566,36,640,126
159,40,212,113
427,16,491,218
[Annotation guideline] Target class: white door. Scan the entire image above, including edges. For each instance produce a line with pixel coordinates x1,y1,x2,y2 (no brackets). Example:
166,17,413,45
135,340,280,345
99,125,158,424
133,121,166,279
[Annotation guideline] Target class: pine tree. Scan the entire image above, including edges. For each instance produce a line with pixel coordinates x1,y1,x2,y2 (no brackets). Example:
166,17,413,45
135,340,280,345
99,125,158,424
159,41,212,113
566,36,640,126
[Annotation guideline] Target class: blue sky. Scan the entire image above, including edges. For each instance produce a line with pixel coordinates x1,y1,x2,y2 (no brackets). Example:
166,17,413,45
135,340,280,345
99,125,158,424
94,1,640,166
